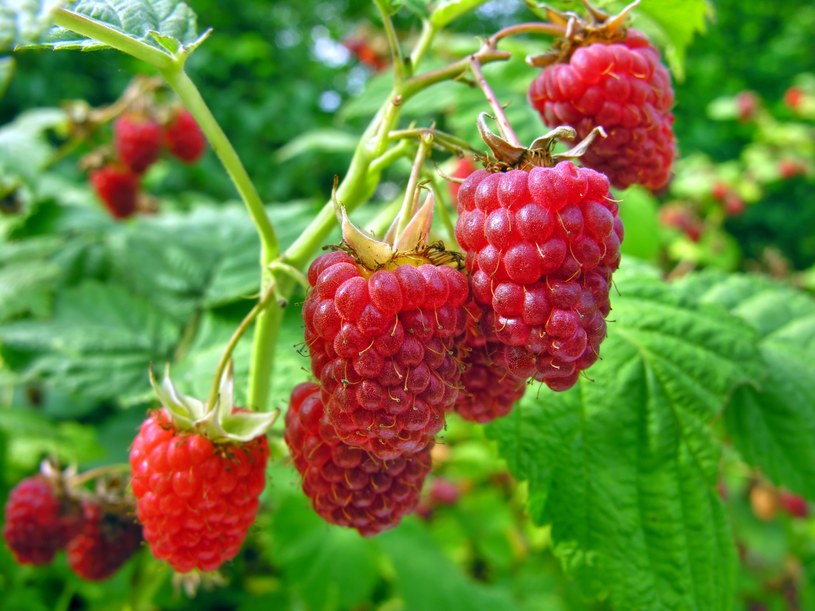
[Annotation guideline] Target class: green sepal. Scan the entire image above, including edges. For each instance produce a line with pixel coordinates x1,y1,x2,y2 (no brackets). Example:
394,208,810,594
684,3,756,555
149,363,277,444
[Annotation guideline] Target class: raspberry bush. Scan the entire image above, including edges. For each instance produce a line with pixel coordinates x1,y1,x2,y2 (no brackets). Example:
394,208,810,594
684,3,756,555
2,1,815,610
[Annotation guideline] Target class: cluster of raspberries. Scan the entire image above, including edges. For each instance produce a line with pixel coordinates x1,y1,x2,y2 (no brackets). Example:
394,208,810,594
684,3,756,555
2,475,142,581
288,156,622,535
90,108,206,219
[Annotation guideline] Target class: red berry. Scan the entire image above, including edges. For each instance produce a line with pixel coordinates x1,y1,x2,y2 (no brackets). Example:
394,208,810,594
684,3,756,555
90,165,140,219
779,491,809,519
285,382,432,536
448,157,477,202
67,501,143,581
711,181,729,201
163,110,207,164
735,91,759,122
303,252,468,459
529,30,676,192
3,476,84,565
785,87,805,110
129,408,269,573
778,159,806,179
722,192,745,216
455,301,526,423
455,161,621,391
114,114,162,173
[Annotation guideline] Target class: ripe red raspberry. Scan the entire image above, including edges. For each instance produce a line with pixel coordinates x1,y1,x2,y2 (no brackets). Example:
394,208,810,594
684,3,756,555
114,114,163,173
129,408,269,573
67,500,143,581
163,110,207,164
303,250,469,460
285,382,432,536
455,161,622,391
454,301,526,423
529,29,675,192
3,476,84,565
90,165,140,219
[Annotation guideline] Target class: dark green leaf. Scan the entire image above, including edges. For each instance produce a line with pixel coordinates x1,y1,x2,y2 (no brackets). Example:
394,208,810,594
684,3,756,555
636,0,710,79
377,519,520,611
0,281,180,403
270,490,381,611
488,269,763,610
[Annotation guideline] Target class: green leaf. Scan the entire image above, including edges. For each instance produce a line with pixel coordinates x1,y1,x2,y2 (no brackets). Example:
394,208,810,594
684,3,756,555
0,406,105,470
270,490,381,611
377,519,520,610
33,0,197,53
0,237,64,320
0,108,64,185
488,268,764,610
273,129,359,163
0,0,67,52
675,272,815,500
0,281,180,403
430,0,488,28
391,0,431,19
635,0,711,80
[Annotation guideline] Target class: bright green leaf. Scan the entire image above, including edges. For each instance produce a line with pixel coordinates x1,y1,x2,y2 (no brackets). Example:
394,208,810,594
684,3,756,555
635,0,710,80
488,269,763,610
675,272,815,500
31,0,198,53
430,0,488,28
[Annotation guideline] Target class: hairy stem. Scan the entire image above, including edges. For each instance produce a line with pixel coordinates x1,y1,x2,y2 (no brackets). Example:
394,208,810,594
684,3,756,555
469,55,521,147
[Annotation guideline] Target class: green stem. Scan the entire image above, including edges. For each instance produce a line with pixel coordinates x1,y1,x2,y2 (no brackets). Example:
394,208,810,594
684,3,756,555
51,8,174,70
373,0,407,84
469,55,521,147
161,69,278,257
208,285,276,410
410,20,437,69
401,47,511,99
487,22,566,47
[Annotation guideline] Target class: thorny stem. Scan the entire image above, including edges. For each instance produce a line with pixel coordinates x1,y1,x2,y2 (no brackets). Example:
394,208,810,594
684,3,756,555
469,55,522,147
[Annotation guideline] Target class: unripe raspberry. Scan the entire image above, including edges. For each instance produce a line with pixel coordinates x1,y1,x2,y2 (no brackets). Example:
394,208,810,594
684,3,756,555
3,476,84,565
114,114,163,174
285,382,432,536
303,250,468,459
67,501,143,581
90,165,139,219
130,408,269,573
163,110,207,163
529,30,675,192
456,161,621,391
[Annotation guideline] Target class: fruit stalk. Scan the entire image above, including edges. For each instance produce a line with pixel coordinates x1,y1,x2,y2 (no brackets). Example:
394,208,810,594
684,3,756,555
469,55,522,147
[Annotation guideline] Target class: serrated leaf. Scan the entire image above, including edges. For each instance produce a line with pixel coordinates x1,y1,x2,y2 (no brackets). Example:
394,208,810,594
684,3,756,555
270,491,381,611
0,281,180,403
675,272,815,500
33,0,197,54
488,270,763,610
377,519,520,610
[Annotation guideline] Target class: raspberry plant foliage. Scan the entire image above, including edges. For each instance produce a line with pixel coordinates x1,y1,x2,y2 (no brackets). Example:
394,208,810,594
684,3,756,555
4,1,815,610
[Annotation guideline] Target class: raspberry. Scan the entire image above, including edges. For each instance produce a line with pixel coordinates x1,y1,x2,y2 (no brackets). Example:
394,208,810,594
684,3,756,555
529,29,675,192
454,301,526,423
114,114,163,174
779,491,808,519
163,110,207,164
67,501,143,581
90,165,140,219
455,161,622,391
3,476,84,565
129,408,269,573
285,382,432,536
303,250,469,459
